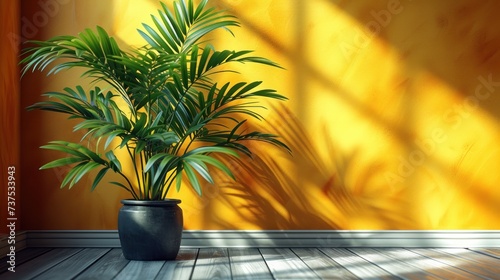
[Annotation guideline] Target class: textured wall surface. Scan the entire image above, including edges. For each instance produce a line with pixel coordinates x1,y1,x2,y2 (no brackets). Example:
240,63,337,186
1,0,21,234
18,0,500,230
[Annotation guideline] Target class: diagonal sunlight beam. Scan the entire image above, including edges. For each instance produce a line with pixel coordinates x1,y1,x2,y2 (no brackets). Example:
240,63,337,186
214,0,414,144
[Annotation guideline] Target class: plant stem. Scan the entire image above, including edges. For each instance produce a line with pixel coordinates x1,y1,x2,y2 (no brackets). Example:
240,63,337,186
127,144,142,199
140,150,148,199
117,171,139,199
162,170,178,199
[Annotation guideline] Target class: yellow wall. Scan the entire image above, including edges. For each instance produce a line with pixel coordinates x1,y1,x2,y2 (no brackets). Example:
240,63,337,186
2,0,21,234
19,0,500,230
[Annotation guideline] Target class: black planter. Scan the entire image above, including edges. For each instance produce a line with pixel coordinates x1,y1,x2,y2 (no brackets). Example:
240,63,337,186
118,199,183,261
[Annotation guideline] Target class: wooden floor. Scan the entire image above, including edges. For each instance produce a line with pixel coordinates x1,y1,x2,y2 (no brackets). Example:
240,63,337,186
1,247,499,279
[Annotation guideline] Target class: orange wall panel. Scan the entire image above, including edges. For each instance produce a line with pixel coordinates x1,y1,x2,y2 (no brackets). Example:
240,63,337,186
1,0,21,234
19,0,500,230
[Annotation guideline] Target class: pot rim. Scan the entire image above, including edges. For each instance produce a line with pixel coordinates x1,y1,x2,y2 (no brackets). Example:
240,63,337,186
121,199,181,206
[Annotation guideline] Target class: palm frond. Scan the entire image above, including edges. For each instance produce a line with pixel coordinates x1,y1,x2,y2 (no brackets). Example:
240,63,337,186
139,0,239,55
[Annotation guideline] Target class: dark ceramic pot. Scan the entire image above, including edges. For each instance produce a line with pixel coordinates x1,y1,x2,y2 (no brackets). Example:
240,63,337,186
118,199,183,261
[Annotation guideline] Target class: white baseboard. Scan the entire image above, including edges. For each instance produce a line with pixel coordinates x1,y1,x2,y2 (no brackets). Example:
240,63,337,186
17,230,500,248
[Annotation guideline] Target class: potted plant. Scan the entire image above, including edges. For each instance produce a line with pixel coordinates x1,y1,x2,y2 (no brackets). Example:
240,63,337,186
21,0,289,260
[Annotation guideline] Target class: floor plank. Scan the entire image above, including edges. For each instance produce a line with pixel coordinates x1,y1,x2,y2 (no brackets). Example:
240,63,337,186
229,247,273,280
260,248,320,280
1,247,499,279
437,248,500,276
350,248,439,280
0,248,83,280
292,248,359,280
32,248,111,280
0,247,52,273
375,248,477,280
191,248,231,280
468,248,500,259
114,259,166,280
154,248,198,280
320,248,399,280
74,248,129,280
411,248,499,279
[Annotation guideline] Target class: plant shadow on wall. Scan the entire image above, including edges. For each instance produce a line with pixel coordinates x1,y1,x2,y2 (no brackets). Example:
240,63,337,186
214,0,500,228
204,105,414,230
329,0,500,227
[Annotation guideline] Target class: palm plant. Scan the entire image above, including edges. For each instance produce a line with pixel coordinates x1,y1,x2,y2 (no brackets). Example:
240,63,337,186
21,0,289,200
